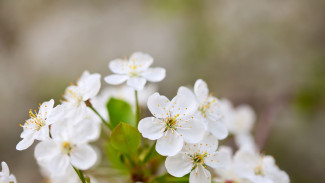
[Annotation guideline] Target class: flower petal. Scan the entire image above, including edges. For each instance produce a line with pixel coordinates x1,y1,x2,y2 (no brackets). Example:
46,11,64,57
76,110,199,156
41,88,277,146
104,74,129,85
165,153,192,177
71,119,101,144
16,134,35,151
138,117,165,140
129,52,153,72
205,151,230,168
38,99,55,119
141,67,166,82
207,120,228,140
70,144,97,170
126,77,146,90
47,154,70,177
156,130,184,156
190,165,211,183
109,59,129,74
170,87,198,118
147,92,170,118
199,134,219,153
1,162,9,176
34,140,61,163
177,119,205,144
78,73,101,100
194,79,209,103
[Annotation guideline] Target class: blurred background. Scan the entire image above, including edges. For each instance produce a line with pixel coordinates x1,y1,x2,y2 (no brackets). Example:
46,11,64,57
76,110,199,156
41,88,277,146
0,0,324,182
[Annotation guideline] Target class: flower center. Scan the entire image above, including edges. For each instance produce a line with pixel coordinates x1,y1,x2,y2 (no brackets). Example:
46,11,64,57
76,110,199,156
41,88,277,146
198,98,216,118
66,89,83,106
164,115,179,132
189,152,208,170
61,142,74,155
254,157,264,176
20,109,46,131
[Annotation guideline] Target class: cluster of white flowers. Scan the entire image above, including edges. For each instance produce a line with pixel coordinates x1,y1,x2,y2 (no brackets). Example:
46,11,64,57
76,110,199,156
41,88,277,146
214,146,290,183
16,71,102,182
10,51,289,183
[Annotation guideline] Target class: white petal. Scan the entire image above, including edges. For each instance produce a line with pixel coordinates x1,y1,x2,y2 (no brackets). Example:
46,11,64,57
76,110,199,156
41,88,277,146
129,52,153,72
170,87,198,118
190,165,211,183
79,73,101,100
34,126,50,141
165,153,192,177
109,59,129,74
1,162,9,176
47,154,70,176
70,119,100,144
207,120,228,140
205,151,230,168
156,130,184,156
38,99,55,119
147,92,170,118
138,117,165,140
104,74,129,85
16,134,35,151
141,67,166,82
199,134,219,153
126,77,147,90
194,79,209,103
70,144,97,170
34,140,61,163
177,119,205,143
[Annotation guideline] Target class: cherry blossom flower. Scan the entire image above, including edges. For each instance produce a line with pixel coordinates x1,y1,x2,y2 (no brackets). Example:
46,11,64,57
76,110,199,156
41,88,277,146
104,52,165,90
0,162,17,183
138,87,205,156
34,112,99,177
63,71,101,114
214,146,251,183
193,79,228,140
220,99,256,149
232,147,290,183
165,135,228,183
16,99,58,151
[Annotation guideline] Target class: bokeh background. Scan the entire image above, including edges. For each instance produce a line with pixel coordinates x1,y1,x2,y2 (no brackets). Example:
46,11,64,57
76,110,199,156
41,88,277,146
0,0,324,182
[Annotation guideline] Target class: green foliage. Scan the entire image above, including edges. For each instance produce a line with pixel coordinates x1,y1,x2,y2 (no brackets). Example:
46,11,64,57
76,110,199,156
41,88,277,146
105,142,127,170
107,97,136,128
110,122,141,155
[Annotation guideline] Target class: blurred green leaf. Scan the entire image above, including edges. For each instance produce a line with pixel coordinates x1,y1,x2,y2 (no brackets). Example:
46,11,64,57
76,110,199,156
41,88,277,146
105,142,127,170
107,97,136,128
110,122,141,155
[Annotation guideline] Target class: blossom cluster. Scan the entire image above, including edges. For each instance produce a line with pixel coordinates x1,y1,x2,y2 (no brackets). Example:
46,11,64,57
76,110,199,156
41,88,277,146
3,52,290,183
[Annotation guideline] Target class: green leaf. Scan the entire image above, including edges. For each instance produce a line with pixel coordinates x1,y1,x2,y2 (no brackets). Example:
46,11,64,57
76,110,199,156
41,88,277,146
107,97,136,128
110,122,141,155
105,142,127,170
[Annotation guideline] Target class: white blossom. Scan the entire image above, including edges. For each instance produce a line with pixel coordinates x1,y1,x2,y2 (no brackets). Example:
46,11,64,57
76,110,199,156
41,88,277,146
104,52,165,90
193,79,228,140
214,146,251,183
220,99,256,149
165,135,228,183
232,147,290,183
138,87,205,156
34,112,99,177
63,71,101,115
16,99,58,150
0,162,17,183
